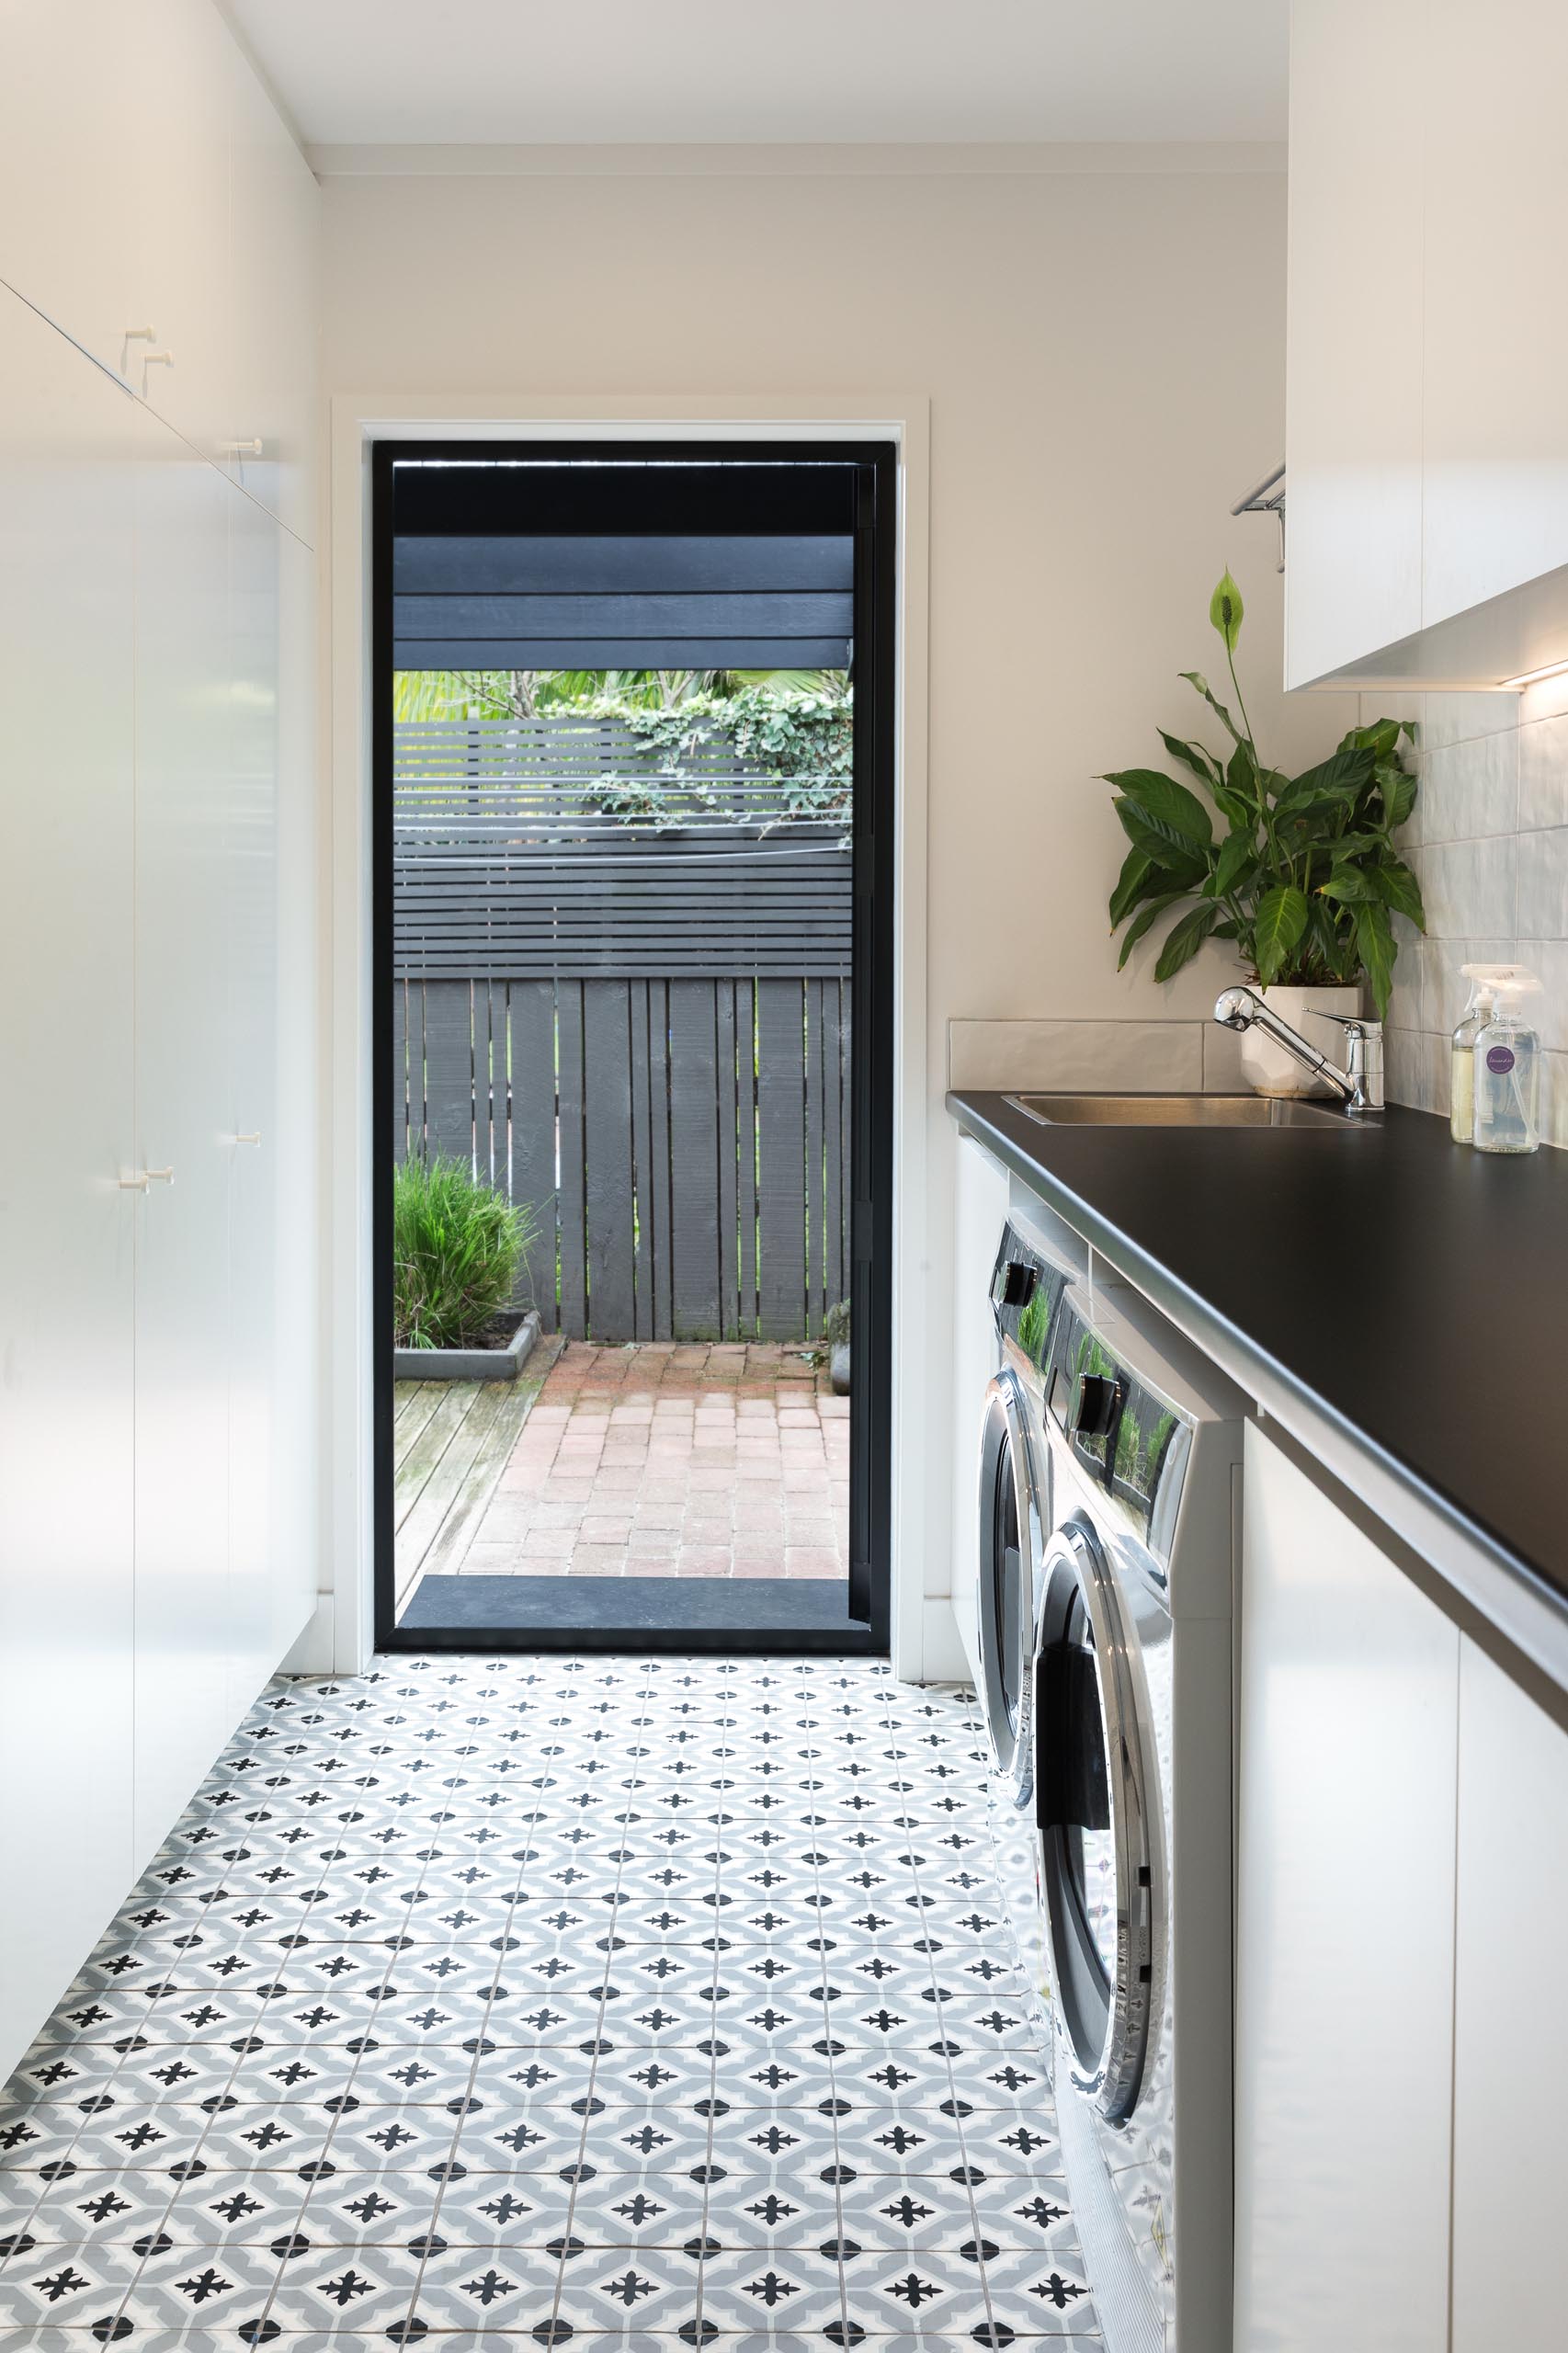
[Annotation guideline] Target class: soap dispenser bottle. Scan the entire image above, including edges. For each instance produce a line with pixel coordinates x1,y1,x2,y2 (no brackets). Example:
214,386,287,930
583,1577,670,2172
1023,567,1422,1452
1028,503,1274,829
1450,967,1500,1144
1472,972,1543,1154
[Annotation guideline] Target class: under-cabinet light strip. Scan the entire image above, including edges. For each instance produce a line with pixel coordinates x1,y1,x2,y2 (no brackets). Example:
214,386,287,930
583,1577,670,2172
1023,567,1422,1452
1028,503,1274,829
1501,656,1568,688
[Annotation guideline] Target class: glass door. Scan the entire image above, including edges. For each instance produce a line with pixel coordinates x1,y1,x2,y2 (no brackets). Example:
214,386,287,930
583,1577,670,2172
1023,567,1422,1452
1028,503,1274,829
1036,1519,1160,2121
371,439,896,1656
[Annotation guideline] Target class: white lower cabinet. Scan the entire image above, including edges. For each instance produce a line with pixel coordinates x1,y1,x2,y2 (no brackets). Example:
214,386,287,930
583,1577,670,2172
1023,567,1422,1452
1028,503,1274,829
1237,1427,1568,2350
1234,1426,1459,2353
1450,1639,1568,2349
0,287,138,2070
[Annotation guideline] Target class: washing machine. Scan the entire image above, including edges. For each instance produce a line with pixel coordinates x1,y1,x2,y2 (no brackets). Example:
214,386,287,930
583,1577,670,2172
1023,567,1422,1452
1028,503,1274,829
966,1208,1078,2042
1026,1274,1244,2352
972,1211,1074,1804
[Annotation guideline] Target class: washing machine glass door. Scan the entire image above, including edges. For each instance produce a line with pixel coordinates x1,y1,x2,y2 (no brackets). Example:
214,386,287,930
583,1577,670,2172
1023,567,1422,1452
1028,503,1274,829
1037,1518,1158,2123
976,1370,1041,1791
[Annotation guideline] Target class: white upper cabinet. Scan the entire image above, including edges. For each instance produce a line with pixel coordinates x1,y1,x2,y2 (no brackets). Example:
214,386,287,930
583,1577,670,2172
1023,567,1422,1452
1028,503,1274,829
1286,0,1426,688
0,0,317,541
227,35,321,546
1420,0,1568,631
125,0,237,472
1287,0,1568,686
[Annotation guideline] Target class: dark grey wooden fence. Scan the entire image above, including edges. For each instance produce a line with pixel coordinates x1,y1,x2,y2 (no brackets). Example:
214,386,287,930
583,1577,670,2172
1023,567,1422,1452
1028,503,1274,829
392,720,851,1343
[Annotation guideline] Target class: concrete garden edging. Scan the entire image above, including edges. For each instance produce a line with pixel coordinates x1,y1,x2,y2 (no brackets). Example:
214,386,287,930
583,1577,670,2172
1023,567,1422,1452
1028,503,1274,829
394,1309,540,1383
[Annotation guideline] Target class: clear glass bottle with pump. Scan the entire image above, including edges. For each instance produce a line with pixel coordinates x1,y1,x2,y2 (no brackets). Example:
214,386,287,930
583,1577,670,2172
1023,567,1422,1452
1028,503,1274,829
1450,968,1500,1143
1472,972,1542,1154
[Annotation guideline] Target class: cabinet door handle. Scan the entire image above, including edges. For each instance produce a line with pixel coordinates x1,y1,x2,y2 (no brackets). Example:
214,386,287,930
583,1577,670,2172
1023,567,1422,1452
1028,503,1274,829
222,440,264,459
146,1165,175,1185
236,1131,262,1145
119,1170,149,1191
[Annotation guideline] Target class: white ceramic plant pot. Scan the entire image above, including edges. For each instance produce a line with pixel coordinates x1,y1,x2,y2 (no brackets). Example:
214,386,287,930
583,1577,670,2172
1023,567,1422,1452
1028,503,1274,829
1237,983,1365,1097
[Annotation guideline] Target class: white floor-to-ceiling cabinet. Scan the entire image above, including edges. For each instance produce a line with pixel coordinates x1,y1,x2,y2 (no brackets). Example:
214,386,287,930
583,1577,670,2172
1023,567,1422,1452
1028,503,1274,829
0,0,319,2079
0,281,317,2063
0,295,140,2067
132,418,244,1870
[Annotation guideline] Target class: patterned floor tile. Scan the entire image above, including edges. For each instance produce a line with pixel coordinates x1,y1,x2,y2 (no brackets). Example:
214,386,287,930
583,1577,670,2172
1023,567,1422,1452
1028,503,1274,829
562,2172,710,2248
153,2173,312,2245
835,2253,993,2338
831,2177,981,2253
970,2181,1076,2241
552,2246,704,2333
113,2237,288,2330
695,2245,845,2334
975,2245,1096,2332
258,2244,426,2331
0,1662,1086,2347
0,2335,151,2353
401,2240,562,2327
0,2244,143,2329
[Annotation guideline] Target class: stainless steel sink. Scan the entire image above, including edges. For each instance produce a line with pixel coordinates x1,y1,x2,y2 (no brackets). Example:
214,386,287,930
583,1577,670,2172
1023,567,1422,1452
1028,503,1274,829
1005,1092,1357,1129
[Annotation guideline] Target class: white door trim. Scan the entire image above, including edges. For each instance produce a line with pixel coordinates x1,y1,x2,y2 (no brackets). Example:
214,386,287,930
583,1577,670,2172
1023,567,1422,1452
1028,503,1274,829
323,391,932,1677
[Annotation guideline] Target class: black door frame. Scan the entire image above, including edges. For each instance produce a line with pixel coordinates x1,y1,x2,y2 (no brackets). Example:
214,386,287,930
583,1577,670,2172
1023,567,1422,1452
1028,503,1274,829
371,437,897,1656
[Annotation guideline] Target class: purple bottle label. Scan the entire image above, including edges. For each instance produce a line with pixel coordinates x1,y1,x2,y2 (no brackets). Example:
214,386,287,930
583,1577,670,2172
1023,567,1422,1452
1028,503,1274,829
1486,1045,1516,1074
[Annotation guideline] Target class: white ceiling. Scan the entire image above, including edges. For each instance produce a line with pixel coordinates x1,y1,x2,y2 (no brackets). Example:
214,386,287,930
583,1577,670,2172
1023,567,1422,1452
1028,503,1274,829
223,0,1288,151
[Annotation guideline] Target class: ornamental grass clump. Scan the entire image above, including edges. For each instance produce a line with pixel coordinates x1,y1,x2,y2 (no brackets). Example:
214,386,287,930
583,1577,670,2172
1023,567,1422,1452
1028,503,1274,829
1102,573,1424,1019
392,1154,536,1350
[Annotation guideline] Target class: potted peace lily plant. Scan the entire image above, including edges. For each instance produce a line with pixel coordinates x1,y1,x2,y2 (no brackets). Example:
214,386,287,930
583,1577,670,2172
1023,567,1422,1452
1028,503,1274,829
1103,574,1424,1095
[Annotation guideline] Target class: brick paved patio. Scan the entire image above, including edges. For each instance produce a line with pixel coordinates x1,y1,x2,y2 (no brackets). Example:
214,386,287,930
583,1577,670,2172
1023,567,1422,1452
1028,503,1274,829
453,1340,849,1581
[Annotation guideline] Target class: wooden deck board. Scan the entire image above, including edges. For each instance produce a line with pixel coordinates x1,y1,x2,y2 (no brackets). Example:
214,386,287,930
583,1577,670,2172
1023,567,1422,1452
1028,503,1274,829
393,1382,444,1467
392,1383,476,1533
392,1340,563,1618
395,1383,511,1608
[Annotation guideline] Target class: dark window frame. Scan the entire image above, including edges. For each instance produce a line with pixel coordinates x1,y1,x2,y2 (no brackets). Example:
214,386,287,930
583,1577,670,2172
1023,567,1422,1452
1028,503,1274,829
371,437,897,1656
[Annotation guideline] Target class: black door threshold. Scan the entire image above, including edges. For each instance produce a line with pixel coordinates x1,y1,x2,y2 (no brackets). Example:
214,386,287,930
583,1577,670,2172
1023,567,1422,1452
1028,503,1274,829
391,1574,880,1656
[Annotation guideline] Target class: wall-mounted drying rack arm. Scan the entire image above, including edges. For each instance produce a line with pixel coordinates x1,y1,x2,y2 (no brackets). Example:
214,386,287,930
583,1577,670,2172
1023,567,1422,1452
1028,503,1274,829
1232,461,1286,571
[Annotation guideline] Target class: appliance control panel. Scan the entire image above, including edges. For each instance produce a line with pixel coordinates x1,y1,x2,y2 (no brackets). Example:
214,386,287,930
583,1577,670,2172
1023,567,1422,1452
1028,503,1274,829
1045,1301,1194,1565
1072,1372,1123,1438
990,1222,1070,1379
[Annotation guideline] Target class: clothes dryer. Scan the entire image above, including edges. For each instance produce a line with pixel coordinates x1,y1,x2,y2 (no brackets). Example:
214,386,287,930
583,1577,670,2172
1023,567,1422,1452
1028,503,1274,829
1030,1277,1244,2353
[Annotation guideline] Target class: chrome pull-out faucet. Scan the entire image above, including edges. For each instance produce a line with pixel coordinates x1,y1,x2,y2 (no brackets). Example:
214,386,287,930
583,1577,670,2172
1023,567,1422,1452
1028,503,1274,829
1213,986,1384,1115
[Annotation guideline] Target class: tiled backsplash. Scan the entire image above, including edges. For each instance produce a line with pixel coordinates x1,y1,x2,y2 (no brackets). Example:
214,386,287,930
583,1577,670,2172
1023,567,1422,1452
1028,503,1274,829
1381,680,1568,1145
948,1016,1250,1093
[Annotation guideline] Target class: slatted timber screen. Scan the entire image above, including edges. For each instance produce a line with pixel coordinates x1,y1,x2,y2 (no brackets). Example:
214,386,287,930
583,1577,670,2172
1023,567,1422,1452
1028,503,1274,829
393,719,850,982
391,722,851,1342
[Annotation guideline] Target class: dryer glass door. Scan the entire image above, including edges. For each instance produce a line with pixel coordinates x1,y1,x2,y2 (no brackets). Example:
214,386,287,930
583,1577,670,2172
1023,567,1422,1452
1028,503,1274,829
1037,1519,1158,2122
976,1371,1037,1787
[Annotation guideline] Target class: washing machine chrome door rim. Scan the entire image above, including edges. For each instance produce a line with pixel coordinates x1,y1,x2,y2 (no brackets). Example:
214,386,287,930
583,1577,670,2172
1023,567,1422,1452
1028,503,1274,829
976,1369,1043,1800
1037,1516,1158,2124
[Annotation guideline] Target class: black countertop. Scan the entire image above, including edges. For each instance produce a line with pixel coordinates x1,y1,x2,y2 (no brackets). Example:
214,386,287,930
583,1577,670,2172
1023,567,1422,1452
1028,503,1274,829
949,1089,1568,1694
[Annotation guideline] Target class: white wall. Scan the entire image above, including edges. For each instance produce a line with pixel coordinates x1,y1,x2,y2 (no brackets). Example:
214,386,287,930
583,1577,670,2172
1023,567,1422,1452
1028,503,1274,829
319,151,1356,1670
